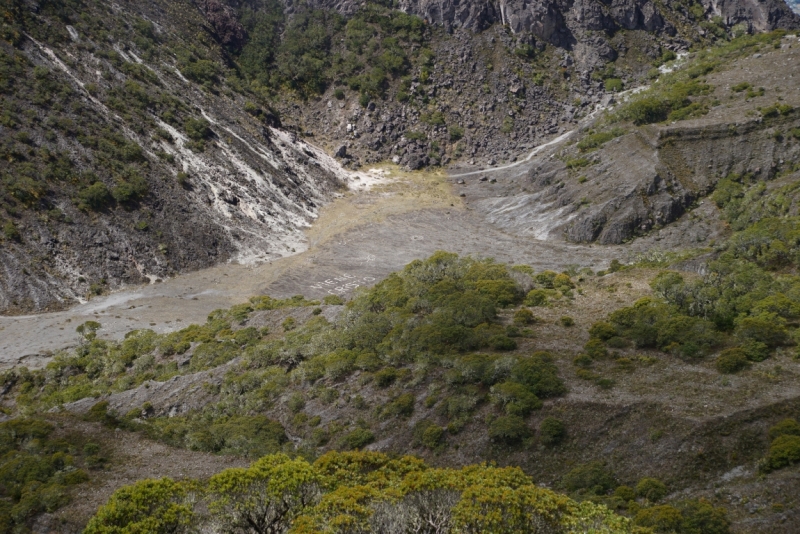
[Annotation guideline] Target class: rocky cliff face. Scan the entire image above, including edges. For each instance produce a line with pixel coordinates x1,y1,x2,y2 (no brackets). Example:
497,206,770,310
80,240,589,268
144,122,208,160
458,33,800,246
302,0,799,50
0,0,349,314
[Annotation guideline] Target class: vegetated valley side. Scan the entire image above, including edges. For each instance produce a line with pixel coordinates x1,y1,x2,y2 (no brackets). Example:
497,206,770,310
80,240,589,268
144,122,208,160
2,0,800,533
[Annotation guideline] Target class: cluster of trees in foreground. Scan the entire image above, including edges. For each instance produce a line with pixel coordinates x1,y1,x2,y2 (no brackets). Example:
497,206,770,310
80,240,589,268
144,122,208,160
84,451,635,534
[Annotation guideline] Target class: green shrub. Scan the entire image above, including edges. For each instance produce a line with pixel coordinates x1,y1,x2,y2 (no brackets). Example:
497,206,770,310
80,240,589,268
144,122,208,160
606,337,631,349
184,117,212,141
78,182,113,211
561,462,617,496
539,417,566,446
420,425,444,449
111,172,148,205
735,313,788,348
614,485,635,501
83,478,191,534
513,308,535,325
768,418,800,441
84,401,118,427
559,316,574,327
510,352,566,398
287,393,306,413
525,289,550,307
715,348,750,374
487,415,530,444
678,499,731,534
323,295,345,305
374,367,398,388
448,125,464,141
446,354,497,385
584,339,609,359
635,505,683,532
413,419,444,449
490,381,542,416
343,428,375,450
740,339,770,362
604,78,623,92
577,128,625,152
635,477,668,502
589,322,617,341
609,298,719,358
382,393,415,418
763,434,800,471
2,221,21,242
488,335,517,351
421,111,445,126
565,157,591,170
573,353,593,367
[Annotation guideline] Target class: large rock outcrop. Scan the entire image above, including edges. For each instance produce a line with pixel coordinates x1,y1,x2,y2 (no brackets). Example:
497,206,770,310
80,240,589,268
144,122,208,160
300,0,799,44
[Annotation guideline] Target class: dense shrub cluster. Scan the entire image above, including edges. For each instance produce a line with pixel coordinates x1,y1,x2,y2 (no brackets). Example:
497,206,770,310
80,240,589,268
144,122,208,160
0,419,95,531
235,2,429,101
559,463,730,533
589,190,800,367
84,451,635,534
3,253,564,457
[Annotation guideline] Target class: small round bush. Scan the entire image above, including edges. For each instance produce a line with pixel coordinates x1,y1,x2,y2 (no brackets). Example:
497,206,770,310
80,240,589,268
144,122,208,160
634,505,683,532
375,367,398,388
421,425,444,449
607,336,631,349
560,316,575,327
573,353,593,368
344,428,375,450
513,308,536,325
589,322,617,341
287,393,305,413
540,417,566,446
79,182,113,211
489,335,517,351
741,339,770,362
635,477,668,502
768,418,800,441
525,289,549,307
488,415,531,445
384,393,415,417
715,348,750,374
763,434,800,472
584,338,609,359
614,485,635,501
561,461,617,495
